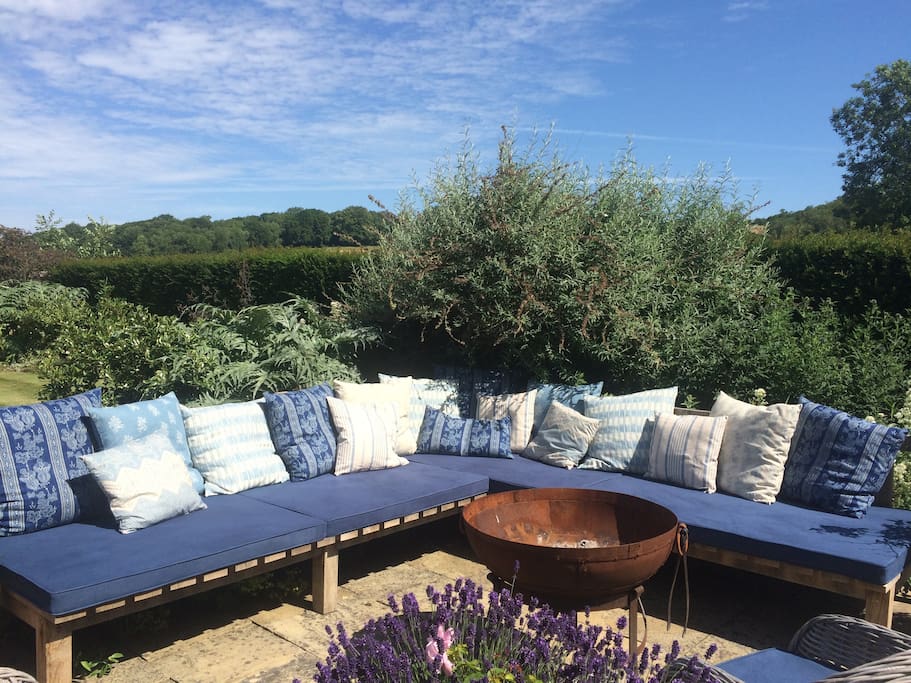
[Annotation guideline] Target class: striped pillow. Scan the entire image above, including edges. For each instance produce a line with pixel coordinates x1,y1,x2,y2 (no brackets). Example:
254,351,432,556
326,398,408,475
475,390,537,452
647,413,727,492
181,401,290,495
334,381,415,455
417,407,512,459
579,387,678,474
779,397,908,517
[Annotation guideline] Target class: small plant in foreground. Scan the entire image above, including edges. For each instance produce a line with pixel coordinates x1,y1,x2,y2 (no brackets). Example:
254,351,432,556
306,577,718,682
79,651,123,678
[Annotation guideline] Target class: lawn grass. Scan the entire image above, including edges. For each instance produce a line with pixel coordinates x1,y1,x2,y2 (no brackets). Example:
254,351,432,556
0,367,43,406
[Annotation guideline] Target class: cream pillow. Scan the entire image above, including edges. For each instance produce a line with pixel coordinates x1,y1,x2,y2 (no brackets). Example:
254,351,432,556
710,391,801,503
475,390,537,452
326,397,408,475
647,413,727,492
333,380,415,455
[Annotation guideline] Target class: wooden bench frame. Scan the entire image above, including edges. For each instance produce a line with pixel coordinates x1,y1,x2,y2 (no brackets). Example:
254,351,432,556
0,494,485,683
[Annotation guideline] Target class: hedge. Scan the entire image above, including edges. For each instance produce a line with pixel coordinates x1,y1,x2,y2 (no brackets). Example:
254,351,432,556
49,247,365,315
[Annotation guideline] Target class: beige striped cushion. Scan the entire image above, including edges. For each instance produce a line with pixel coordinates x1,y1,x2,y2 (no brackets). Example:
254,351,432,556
326,397,408,475
475,390,537,452
647,413,727,492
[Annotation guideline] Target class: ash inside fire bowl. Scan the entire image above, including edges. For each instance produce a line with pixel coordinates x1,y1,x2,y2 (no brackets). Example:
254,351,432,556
533,532,620,549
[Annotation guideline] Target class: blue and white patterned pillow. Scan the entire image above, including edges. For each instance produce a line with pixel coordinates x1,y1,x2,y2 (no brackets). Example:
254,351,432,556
262,383,336,481
417,407,512,459
0,388,101,535
88,392,203,494
580,387,678,474
326,398,408,475
779,397,908,517
475,390,537,452
180,401,290,495
527,381,603,432
81,432,206,534
646,413,727,492
378,374,461,434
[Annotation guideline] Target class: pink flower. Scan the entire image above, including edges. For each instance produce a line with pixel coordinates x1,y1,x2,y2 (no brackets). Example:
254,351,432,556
425,624,455,677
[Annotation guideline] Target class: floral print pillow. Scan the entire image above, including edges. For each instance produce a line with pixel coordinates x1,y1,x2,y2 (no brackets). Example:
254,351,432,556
416,407,512,459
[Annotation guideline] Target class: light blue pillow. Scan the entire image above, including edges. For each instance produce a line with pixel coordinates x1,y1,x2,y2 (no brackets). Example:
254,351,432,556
0,388,102,535
88,392,203,494
417,407,512,458
527,381,603,432
522,401,600,469
180,401,289,495
580,386,678,474
81,432,206,534
263,383,336,480
779,397,908,517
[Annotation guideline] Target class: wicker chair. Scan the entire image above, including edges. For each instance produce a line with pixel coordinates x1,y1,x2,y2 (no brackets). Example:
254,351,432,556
668,613,911,682
0,668,37,683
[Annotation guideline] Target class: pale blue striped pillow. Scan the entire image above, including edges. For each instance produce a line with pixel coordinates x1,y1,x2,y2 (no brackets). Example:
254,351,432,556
579,387,678,474
180,401,290,495
326,398,409,475
646,413,727,492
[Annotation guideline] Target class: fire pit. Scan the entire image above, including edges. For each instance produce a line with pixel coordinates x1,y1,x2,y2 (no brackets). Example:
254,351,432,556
461,488,680,605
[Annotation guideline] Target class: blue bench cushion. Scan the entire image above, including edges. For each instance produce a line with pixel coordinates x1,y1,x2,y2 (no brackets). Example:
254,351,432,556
0,494,326,615
718,648,836,683
408,453,621,492
240,461,489,537
590,475,911,585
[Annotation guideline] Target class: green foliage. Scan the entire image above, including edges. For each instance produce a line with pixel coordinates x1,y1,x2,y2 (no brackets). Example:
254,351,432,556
0,281,89,362
831,59,911,229
0,225,65,281
33,290,372,405
34,212,121,258
0,367,42,406
79,651,124,678
771,230,911,315
759,198,854,238
49,247,364,315
344,129,792,404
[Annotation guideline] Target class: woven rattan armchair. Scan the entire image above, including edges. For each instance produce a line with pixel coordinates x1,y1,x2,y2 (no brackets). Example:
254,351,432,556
669,613,911,682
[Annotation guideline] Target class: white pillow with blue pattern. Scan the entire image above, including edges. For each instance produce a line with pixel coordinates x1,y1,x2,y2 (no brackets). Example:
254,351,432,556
180,401,290,495
81,432,206,534
417,407,512,458
580,387,678,474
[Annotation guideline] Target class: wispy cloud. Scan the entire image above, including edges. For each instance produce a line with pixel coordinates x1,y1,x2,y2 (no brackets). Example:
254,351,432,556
723,1,769,23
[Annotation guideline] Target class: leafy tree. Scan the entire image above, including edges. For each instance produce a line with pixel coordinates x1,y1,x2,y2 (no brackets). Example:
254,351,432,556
281,208,332,246
831,59,911,228
0,225,63,281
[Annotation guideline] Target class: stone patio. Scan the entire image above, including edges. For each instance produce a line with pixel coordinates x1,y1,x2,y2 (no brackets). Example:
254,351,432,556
2,516,910,682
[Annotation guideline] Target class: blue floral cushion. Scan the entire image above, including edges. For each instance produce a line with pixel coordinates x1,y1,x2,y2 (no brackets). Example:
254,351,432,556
88,392,203,494
780,397,908,517
262,383,337,480
0,388,101,535
81,432,206,534
527,381,603,431
417,407,512,458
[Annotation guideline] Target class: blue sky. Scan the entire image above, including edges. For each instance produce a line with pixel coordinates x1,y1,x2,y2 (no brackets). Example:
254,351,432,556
1,0,908,230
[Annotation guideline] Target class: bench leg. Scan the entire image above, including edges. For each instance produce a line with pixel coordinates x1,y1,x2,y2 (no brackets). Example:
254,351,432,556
37,618,72,683
313,547,339,614
865,586,895,627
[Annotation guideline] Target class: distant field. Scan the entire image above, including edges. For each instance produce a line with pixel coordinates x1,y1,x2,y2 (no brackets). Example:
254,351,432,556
0,368,42,406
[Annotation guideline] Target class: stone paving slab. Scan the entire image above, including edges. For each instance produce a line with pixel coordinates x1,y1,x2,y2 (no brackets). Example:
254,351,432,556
2,516,909,681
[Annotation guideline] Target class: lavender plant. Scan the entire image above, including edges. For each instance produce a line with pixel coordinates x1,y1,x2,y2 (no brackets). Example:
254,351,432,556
307,578,719,682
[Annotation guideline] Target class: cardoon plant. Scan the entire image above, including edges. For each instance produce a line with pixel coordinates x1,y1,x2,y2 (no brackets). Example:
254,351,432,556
306,577,719,682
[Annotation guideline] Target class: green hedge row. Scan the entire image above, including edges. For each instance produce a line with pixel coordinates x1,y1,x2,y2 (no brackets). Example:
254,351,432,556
49,247,365,315
769,231,911,316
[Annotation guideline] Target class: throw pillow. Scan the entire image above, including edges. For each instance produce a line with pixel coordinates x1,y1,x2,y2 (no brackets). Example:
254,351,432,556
263,383,336,480
378,374,460,434
527,381,603,432
88,392,203,494
81,432,206,534
180,401,290,495
326,397,408,475
779,397,908,517
709,391,801,503
522,401,600,469
647,413,727,492
417,407,512,458
0,388,102,535
580,386,678,474
333,380,415,455
475,390,537,452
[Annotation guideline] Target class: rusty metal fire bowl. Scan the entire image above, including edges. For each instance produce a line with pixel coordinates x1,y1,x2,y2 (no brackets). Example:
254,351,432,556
461,488,680,604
